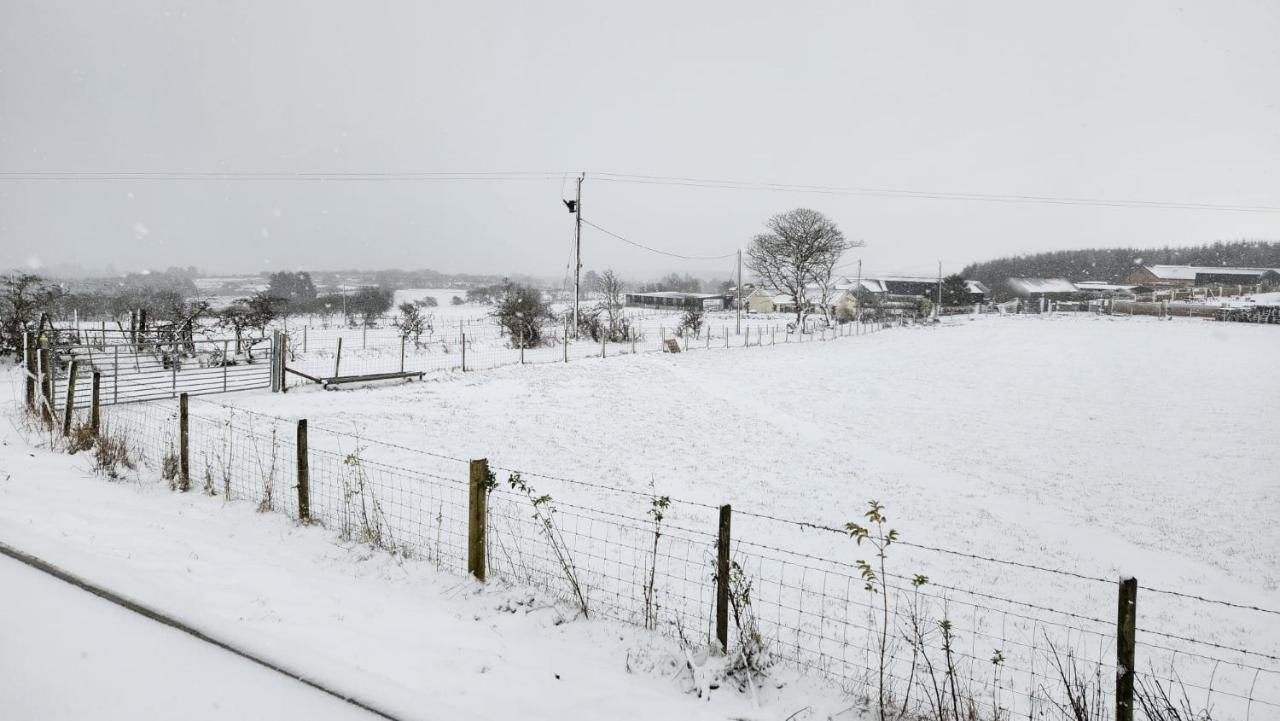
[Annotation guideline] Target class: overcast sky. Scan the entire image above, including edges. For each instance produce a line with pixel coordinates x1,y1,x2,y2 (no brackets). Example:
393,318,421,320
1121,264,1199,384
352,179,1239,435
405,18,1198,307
1,0,1277,281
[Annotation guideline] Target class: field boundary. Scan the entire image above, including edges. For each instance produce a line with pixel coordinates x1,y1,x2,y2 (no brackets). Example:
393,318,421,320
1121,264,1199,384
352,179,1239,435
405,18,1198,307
14,387,1279,721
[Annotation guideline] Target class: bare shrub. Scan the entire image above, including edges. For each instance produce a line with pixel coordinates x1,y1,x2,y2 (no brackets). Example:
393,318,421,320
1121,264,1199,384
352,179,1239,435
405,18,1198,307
161,448,180,490
1043,637,1107,721
66,421,96,454
723,560,773,697
507,472,588,618
642,488,670,631
676,307,704,338
1136,672,1214,721
93,430,135,480
1136,676,1213,717
248,426,278,513
202,462,217,496
339,449,396,552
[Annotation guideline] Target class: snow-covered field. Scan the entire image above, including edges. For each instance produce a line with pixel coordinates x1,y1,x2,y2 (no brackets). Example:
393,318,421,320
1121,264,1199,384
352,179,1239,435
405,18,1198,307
6,313,1278,718
284,289,845,379
226,313,1280,712
238,314,1279,598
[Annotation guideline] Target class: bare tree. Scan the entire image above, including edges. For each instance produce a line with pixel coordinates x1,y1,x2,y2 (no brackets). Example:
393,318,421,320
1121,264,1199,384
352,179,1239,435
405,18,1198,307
813,251,841,327
594,269,630,341
746,209,855,327
1,273,61,356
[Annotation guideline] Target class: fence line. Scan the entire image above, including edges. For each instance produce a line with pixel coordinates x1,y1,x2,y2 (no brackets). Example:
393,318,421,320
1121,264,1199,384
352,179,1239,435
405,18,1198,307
17,389,1276,721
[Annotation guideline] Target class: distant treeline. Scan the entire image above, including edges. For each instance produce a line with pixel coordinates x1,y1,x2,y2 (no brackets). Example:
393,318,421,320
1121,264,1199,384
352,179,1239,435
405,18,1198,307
962,240,1280,300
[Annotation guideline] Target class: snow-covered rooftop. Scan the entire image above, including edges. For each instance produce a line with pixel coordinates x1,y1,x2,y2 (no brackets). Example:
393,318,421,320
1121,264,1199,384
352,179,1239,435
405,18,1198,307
1006,278,1077,294
1142,265,1280,280
625,291,723,299
1075,281,1140,291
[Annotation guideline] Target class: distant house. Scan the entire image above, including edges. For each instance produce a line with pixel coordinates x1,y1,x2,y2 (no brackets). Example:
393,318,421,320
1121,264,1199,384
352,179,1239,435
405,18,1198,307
771,293,800,314
770,288,858,318
965,280,990,304
1125,265,1280,288
624,292,729,311
817,288,857,317
1006,278,1078,298
741,287,776,314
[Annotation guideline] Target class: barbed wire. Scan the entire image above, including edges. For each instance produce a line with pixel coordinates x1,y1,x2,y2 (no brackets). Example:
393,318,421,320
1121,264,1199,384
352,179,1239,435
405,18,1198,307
186,396,1280,619
1141,585,1280,617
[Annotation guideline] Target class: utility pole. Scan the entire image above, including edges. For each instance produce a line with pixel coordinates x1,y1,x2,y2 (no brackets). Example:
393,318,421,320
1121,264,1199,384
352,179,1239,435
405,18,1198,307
935,261,942,319
855,258,862,321
736,249,742,335
569,173,584,339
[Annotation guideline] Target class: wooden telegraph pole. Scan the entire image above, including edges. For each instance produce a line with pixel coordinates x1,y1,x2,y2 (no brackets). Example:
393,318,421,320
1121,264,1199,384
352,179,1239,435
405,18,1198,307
566,173,584,339
736,249,742,336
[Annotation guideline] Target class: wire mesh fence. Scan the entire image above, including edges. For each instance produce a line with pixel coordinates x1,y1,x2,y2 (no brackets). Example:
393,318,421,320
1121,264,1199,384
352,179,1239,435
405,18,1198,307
280,311,902,388
28,393,1280,720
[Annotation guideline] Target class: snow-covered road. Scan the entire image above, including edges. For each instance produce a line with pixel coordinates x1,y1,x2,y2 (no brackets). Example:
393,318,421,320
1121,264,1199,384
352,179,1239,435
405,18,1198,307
0,552,375,721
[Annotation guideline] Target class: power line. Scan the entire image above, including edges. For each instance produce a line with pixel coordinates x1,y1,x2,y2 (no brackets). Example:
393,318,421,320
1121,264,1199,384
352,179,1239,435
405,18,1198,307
7,168,1275,214
580,218,738,261
0,171,566,182
590,172,1280,214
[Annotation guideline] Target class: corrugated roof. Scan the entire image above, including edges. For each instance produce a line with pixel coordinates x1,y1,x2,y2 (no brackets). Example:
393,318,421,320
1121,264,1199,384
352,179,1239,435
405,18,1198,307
626,291,723,299
1006,278,1077,294
1143,265,1280,280
1075,282,1139,291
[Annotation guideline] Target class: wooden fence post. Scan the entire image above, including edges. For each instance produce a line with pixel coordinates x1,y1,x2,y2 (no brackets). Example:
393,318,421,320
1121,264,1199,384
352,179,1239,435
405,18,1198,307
61,360,79,436
40,346,54,426
1116,576,1137,721
334,337,343,378
400,336,406,372
279,333,289,393
716,504,732,653
91,371,101,434
24,332,36,411
296,419,310,522
468,458,489,582
563,322,569,363
461,332,467,372
178,393,190,491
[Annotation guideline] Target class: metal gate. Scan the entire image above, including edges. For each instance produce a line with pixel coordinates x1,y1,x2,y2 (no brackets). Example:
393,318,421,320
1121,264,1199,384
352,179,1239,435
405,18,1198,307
33,333,273,407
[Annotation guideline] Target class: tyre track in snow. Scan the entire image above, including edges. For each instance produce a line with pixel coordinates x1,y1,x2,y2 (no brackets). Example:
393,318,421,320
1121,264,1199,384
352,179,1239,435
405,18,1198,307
0,539,405,721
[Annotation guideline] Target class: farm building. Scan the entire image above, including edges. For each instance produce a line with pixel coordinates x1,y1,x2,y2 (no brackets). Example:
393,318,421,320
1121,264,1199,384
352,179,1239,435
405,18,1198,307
1074,281,1149,297
1125,265,1280,288
964,280,990,304
834,276,988,304
624,291,729,311
1006,278,1078,298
